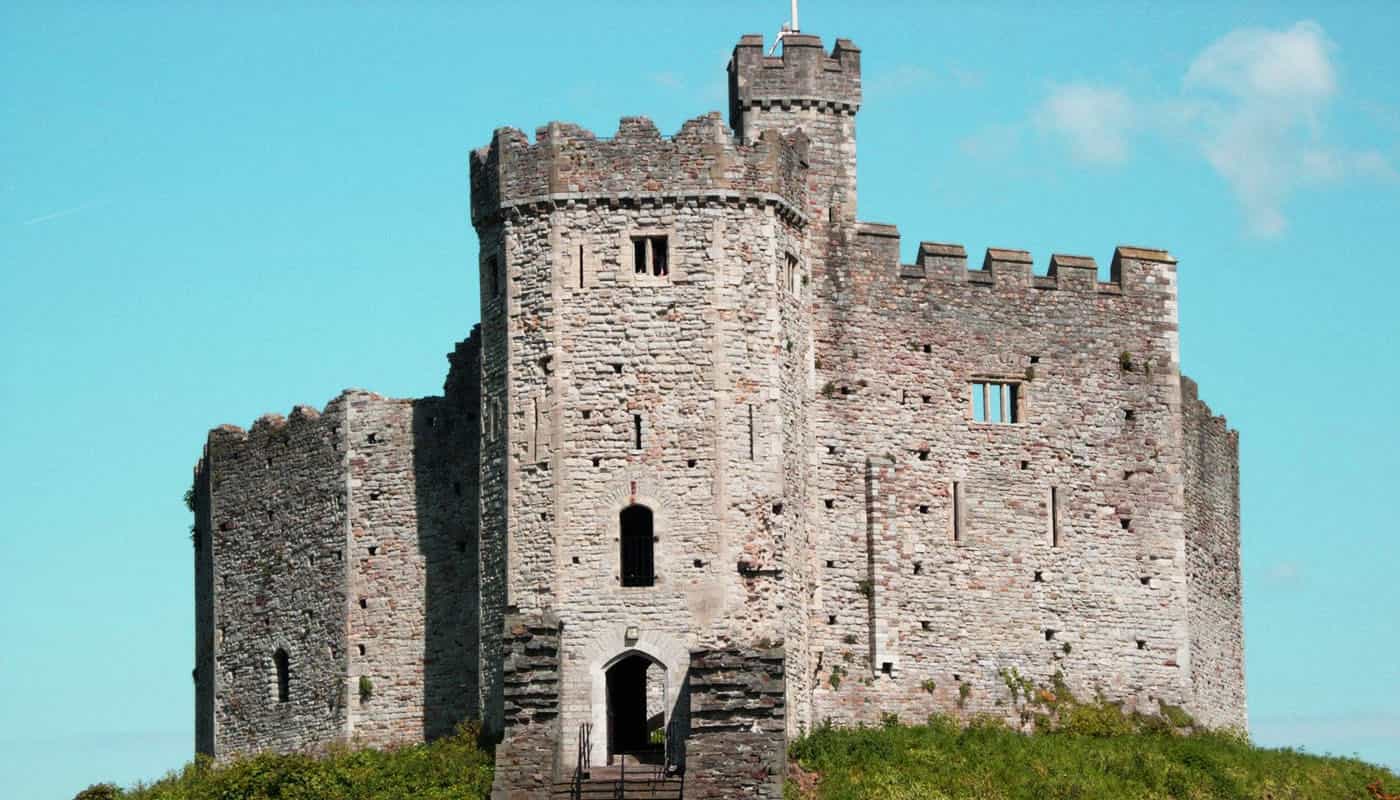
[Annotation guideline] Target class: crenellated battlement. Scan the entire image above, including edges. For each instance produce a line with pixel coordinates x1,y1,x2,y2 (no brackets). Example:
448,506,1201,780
728,33,862,125
852,222,1177,296
469,112,809,226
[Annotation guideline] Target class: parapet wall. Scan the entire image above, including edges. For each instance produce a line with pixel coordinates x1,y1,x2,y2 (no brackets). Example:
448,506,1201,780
469,114,809,225
1181,378,1246,729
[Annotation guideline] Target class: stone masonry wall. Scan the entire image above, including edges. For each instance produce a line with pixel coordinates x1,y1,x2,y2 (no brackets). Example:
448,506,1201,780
479,193,809,765
490,613,562,800
1182,377,1246,729
809,235,1194,726
344,388,477,746
687,646,787,800
204,402,351,759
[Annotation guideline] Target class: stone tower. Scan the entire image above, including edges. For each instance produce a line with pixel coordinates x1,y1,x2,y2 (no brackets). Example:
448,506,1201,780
192,27,1245,800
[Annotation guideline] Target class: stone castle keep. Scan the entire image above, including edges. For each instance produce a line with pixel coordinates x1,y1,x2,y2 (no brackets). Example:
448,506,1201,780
191,29,1245,798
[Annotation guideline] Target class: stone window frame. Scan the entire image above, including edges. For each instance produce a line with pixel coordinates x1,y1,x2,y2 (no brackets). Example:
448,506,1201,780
967,376,1026,426
617,224,683,286
597,473,674,590
782,250,803,295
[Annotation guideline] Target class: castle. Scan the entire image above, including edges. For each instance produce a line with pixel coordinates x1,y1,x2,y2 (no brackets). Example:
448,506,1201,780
191,27,1245,799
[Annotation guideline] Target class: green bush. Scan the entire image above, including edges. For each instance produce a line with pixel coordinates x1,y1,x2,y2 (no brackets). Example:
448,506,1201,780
97,724,492,800
787,716,1400,800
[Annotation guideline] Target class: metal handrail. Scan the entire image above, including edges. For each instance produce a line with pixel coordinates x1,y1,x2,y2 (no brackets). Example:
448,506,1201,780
573,722,592,799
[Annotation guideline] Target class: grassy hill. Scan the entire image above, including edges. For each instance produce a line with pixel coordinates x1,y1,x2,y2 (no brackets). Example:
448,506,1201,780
786,715,1400,800
71,714,1400,800
73,724,493,800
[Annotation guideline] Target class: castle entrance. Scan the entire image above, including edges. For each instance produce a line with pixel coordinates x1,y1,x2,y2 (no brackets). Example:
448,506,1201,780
604,652,665,764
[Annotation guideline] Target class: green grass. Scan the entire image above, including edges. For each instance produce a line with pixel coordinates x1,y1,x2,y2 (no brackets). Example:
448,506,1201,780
74,725,493,800
787,716,1400,800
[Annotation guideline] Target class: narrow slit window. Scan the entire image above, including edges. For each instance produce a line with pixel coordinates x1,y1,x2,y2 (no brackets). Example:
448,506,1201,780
633,414,642,450
786,253,799,293
487,255,501,299
620,504,655,587
578,244,585,289
1049,487,1061,547
748,404,755,460
952,481,964,542
971,380,1021,423
273,648,290,703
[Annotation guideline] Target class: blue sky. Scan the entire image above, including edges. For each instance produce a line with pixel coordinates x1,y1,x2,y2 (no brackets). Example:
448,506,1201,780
2,1,1397,797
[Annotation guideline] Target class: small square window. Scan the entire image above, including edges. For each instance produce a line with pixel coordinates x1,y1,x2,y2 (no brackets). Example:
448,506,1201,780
971,380,1021,424
632,235,669,277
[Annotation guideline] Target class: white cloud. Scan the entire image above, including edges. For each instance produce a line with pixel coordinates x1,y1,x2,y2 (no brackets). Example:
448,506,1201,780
1035,84,1135,164
1030,20,1394,237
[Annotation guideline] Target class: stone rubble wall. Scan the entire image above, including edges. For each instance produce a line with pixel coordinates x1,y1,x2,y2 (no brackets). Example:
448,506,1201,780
479,196,809,763
1182,377,1246,729
344,387,478,747
490,614,563,800
809,229,1196,725
202,401,351,759
686,646,787,800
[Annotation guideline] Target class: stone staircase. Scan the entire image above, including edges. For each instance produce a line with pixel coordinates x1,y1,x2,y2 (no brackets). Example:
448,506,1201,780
550,754,684,799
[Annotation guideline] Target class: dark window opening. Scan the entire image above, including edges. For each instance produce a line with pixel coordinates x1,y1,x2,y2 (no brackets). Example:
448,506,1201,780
917,449,929,461
881,662,893,675
572,555,580,564
1020,460,1030,470
368,545,378,556
1125,408,1136,421
1140,576,1151,586
578,245,585,289
786,253,799,293
919,504,929,514
687,458,697,468
693,558,704,568
358,598,367,609
952,481,964,542
632,235,669,277
619,504,655,587
1029,355,1040,364
824,498,835,509
772,502,783,515
487,256,501,298
827,614,837,625
1136,639,1147,650
274,648,290,703
1050,487,1061,548
633,414,642,450
922,344,932,354
921,620,932,631
1045,629,1056,641
1120,518,1132,530
913,561,923,575
612,363,623,374
1034,570,1044,582
357,644,366,656
592,456,601,467
825,559,835,568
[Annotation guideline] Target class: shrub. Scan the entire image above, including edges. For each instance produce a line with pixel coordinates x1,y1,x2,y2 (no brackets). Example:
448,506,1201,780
359,675,374,701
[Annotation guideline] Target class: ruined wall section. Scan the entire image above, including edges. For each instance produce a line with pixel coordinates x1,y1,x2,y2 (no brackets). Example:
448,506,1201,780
810,234,1193,726
470,115,812,763
1182,377,1245,729
344,385,477,746
204,402,351,758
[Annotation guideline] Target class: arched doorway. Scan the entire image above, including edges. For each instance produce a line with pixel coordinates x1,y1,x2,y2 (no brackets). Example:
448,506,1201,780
605,652,665,764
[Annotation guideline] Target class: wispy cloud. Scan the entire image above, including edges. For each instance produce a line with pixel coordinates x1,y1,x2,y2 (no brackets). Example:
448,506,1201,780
1035,84,1135,164
21,200,100,226
1264,561,1306,587
959,123,1022,162
1027,21,1394,237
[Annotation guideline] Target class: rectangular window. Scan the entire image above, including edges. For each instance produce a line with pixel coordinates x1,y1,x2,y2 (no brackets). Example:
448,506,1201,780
971,380,1020,423
633,413,642,450
632,235,669,277
748,404,755,460
1049,486,1061,547
578,244,585,289
785,253,799,293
